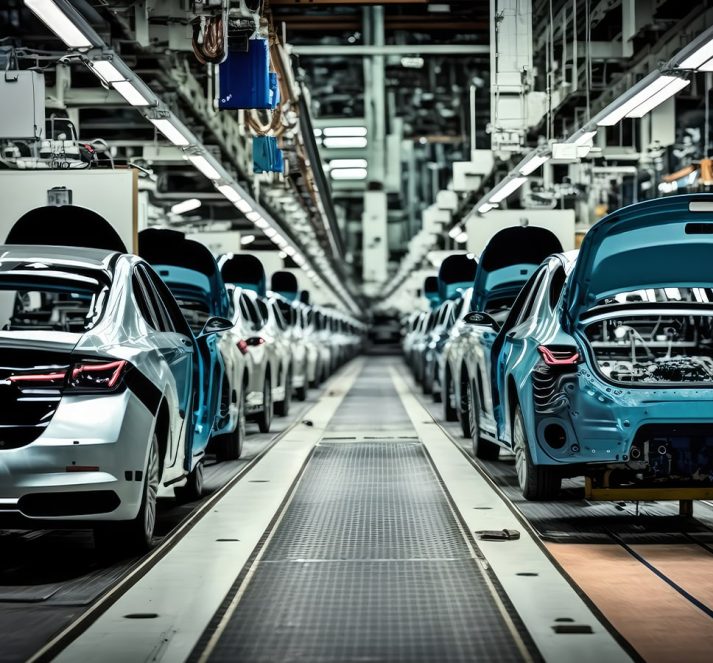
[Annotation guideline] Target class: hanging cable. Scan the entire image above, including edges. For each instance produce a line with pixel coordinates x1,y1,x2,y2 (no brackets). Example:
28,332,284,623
192,15,226,65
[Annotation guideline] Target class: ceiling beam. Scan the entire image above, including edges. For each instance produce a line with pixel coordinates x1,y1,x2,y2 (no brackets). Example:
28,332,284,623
291,44,489,56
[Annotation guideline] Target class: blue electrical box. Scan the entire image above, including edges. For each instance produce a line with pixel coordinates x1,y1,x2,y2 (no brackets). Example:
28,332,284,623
218,38,279,110
253,136,284,173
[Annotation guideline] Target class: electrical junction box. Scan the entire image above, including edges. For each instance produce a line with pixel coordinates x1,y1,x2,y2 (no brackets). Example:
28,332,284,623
218,38,280,110
253,136,284,173
0,71,45,140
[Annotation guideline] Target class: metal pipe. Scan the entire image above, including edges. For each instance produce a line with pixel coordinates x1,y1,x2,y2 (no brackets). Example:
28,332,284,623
292,44,489,56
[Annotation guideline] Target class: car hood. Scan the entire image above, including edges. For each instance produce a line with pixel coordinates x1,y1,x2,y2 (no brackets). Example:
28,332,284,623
565,194,713,324
472,226,561,311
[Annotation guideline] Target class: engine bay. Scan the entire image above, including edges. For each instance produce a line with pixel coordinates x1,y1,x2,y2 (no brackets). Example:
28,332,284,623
583,309,713,384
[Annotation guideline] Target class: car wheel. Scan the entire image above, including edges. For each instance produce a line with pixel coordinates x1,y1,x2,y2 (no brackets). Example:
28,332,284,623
459,379,471,438
215,389,245,461
310,362,321,389
513,406,561,500
296,383,307,401
469,383,499,460
432,375,442,403
94,433,159,554
275,367,292,416
175,458,204,503
444,373,457,421
257,374,273,433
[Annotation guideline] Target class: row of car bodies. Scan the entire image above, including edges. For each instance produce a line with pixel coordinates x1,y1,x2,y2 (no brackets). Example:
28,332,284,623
406,194,713,502
0,230,363,551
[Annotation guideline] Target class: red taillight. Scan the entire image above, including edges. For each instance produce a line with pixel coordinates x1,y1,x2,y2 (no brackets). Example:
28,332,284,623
68,360,127,390
237,339,249,355
537,345,580,366
8,370,67,385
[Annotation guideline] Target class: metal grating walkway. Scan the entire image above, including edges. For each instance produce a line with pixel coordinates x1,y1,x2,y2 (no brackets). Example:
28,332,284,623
195,360,537,662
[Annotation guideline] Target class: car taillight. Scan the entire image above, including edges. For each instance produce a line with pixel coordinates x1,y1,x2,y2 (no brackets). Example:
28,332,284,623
67,360,127,391
8,370,68,386
237,340,249,355
537,345,580,366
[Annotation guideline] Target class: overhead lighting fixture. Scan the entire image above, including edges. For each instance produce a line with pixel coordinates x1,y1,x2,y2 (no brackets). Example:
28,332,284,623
241,234,255,246
330,167,368,180
255,218,269,229
235,199,252,214
678,37,713,70
113,80,151,107
400,56,425,69
477,202,496,214
264,227,277,238
90,60,124,84
323,126,367,137
700,58,713,72
573,130,598,146
246,211,261,222
323,137,368,149
278,251,287,259
272,234,286,246
284,246,296,257
25,0,93,49
455,232,468,244
626,77,690,118
188,154,221,181
597,76,678,126
488,176,528,204
519,153,550,175
150,118,190,147
216,184,241,202
328,158,368,169
293,254,306,266
448,226,461,239
171,198,201,215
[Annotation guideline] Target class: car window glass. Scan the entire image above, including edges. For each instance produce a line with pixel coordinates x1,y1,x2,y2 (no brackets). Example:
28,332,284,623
516,268,547,326
549,266,567,310
143,265,193,337
137,266,173,333
256,298,269,324
132,270,161,330
272,301,287,331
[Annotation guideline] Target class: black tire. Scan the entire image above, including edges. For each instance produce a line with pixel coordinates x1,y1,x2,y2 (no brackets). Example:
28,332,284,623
257,373,272,433
174,458,204,503
95,433,159,554
275,367,292,416
444,372,457,421
432,374,442,403
468,383,499,460
459,377,471,438
512,406,561,500
215,389,246,461
422,363,433,395
296,383,307,401
309,362,321,389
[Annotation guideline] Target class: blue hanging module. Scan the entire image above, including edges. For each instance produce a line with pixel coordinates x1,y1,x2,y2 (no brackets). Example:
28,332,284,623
253,135,284,173
218,38,278,110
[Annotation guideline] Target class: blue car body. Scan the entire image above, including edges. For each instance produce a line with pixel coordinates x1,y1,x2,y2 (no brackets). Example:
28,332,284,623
484,195,713,499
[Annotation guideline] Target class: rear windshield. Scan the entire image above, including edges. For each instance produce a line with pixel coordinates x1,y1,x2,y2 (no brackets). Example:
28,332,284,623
0,275,108,333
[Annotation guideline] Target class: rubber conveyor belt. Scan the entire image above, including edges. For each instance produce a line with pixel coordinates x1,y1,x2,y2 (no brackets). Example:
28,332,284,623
193,361,538,662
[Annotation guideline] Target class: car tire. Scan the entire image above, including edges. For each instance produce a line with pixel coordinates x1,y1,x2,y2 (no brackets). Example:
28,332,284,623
309,363,321,389
513,406,561,500
174,458,204,503
94,433,159,554
444,373,457,421
459,379,471,438
257,374,272,433
468,383,499,460
275,367,292,416
215,389,246,461
296,383,307,401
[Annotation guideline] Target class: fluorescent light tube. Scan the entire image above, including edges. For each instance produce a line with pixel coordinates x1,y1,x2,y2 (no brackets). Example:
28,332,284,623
246,211,261,222
264,228,277,238
323,137,368,149
626,77,690,118
235,199,252,214
216,184,241,202
113,80,150,107
323,126,367,137
293,254,306,266
149,118,190,147
477,202,496,214
488,176,527,203
91,60,124,83
272,234,286,246
171,198,201,215
573,130,598,145
678,38,713,70
25,0,93,49
329,158,368,169
597,76,675,126
455,232,468,244
240,234,255,245
255,219,269,229
519,153,550,175
284,246,296,257
188,154,221,181
448,226,461,239
330,167,368,180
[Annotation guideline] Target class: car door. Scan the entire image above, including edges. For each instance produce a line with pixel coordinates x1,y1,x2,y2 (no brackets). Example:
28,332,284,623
133,264,194,469
492,266,549,441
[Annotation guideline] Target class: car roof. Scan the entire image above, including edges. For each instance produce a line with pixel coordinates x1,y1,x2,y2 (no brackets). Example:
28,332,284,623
0,244,120,272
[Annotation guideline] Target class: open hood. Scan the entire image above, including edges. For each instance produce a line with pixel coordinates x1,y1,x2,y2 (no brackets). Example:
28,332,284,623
139,229,230,317
472,226,562,311
423,276,440,308
271,271,299,302
220,254,267,298
437,254,477,301
566,194,713,324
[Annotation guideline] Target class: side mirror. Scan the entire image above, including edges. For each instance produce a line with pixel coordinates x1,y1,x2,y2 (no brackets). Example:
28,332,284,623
464,311,500,330
199,316,233,337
